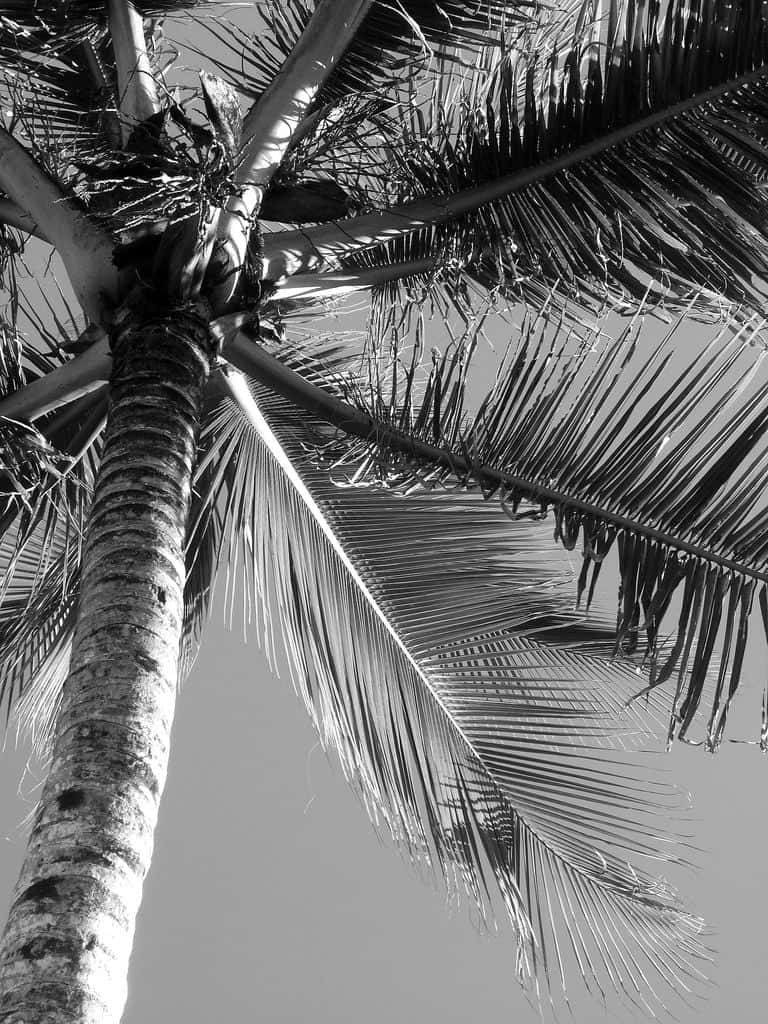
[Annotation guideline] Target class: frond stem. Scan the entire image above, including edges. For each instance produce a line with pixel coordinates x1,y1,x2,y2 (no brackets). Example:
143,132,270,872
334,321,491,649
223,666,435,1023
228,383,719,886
223,332,768,584
213,0,372,308
262,61,768,279
271,258,436,300
0,129,117,319
106,0,161,144
0,332,111,422
0,199,49,242
218,362,488,769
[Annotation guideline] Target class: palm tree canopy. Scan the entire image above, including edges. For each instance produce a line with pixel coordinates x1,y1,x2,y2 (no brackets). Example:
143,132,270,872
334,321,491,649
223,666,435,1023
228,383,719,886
2,0,768,1016
259,0,768,316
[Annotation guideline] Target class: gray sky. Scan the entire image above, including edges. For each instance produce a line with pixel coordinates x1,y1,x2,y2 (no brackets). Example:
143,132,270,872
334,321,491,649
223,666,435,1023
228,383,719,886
2,604,766,1023
2,8,768,1019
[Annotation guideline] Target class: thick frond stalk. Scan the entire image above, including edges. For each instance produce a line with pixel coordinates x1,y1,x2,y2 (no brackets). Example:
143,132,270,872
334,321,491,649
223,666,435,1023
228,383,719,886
0,200,47,241
0,331,110,422
213,0,374,308
223,308,768,750
0,301,214,1021
0,130,117,318
270,258,436,300
107,0,161,142
201,0,538,107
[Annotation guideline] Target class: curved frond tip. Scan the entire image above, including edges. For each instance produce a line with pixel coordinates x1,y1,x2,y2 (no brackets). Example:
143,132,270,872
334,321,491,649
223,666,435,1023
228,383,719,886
320,307,768,753
184,339,711,1016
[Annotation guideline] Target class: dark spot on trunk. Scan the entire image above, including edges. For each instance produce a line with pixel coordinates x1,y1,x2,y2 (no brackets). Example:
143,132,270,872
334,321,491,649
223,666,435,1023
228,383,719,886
20,936,69,961
68,848,112,869
19,878,60,903
85,934,97,951
157,586,166,605
57,787,86,811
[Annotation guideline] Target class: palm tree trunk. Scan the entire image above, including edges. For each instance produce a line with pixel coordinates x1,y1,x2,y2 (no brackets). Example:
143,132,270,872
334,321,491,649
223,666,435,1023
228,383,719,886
0,300,213,1023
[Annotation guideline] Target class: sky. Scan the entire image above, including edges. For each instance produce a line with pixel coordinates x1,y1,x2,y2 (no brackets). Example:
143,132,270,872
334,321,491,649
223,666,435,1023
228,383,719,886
2,605,767,1023
2,5,768,1022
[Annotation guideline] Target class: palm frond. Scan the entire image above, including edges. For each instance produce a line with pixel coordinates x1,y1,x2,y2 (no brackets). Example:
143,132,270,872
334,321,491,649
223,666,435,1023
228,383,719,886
197,0,538,108
0,0,207,37
0,2,207,176
0,425,90,736
293,304,768,751
0,397,103,741
183,336,357,662
1,330,88,539
427,0,768,310
0,311,104,735
271,0,768,317
0,545,80,745
0,7,116,161
186,354,709,1013
257,94,397,216
0,314,22,394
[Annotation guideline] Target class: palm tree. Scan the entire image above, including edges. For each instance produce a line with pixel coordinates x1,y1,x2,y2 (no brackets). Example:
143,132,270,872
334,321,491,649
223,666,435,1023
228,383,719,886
1,0,768,1019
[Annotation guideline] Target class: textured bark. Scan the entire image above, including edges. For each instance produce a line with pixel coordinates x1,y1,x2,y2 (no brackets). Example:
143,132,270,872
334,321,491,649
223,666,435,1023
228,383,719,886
0,302,213,1022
